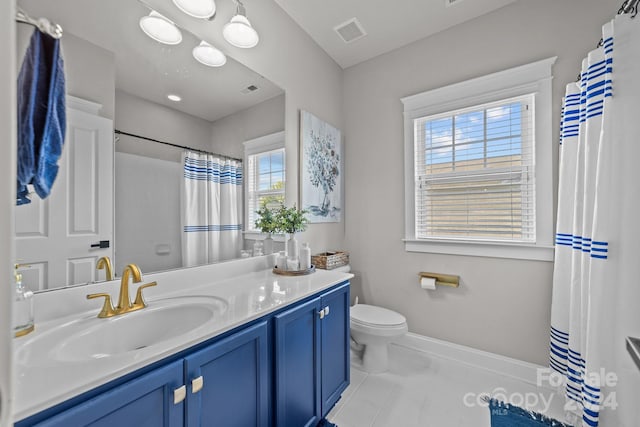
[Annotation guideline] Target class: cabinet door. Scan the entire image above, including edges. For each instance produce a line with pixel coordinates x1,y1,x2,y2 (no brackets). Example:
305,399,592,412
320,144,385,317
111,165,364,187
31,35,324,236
274,297,322,427
184,321,269,427
33,360,184,427
320,282,350,417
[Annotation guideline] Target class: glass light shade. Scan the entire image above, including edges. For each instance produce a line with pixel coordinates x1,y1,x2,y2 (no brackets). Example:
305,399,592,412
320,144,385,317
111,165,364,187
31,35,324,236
192,41,227,67
223,14,259,48
172,0,216,19
139,11,182,45
167,94,182,102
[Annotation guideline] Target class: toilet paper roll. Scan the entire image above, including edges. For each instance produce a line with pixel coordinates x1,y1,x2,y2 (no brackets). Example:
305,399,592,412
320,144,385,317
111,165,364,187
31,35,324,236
420,277,437,290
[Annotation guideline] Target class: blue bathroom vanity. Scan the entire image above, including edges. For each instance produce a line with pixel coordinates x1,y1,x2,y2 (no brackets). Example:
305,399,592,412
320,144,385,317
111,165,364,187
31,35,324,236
14,259,351,427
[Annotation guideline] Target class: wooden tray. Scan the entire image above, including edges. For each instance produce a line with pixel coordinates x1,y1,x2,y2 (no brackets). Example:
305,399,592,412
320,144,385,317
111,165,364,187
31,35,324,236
272,265,316,276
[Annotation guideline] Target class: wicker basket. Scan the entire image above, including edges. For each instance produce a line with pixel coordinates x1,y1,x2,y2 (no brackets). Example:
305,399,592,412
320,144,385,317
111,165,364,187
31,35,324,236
311,251,349,270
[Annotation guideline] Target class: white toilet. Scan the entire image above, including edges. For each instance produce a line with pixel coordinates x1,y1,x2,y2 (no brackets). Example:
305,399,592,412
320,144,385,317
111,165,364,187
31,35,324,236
350,303,408,373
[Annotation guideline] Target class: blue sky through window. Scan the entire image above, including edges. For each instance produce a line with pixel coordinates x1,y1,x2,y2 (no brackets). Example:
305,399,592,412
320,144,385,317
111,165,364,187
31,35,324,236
258,151,285,190
424,102,522,166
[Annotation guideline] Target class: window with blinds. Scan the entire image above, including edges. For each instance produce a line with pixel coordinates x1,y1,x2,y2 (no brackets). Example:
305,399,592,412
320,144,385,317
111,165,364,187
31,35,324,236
413,94,535,242
246,148,285,231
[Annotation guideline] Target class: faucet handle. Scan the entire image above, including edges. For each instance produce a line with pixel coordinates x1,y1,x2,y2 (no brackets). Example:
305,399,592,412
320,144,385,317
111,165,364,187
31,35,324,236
87,293,117,318
132,281,157,309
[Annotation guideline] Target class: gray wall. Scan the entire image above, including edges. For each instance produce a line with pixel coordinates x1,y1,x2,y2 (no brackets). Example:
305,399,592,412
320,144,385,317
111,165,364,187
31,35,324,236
210,94,285,159
61,33,115,119
116,91,284,162
115,90,213,162
342,0,618,365
16,29,115,119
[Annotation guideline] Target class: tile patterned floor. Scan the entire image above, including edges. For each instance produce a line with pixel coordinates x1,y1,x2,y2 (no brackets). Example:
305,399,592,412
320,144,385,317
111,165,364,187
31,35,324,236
328,344,569,427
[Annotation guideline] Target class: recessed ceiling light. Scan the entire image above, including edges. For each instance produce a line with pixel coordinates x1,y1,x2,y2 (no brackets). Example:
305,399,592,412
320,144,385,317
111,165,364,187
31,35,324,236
172,0,216,19
168,94,182,102
193,41,227,67
139,11,183,45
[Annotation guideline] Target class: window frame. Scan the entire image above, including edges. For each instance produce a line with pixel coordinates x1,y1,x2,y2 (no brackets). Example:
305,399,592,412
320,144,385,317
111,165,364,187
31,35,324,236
415,94,535,242
402,57,557,261
243,131,286,238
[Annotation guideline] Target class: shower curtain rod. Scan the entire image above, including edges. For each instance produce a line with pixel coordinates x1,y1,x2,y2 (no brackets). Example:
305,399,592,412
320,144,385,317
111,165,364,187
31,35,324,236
15,8,63,39
574,0,638,81
619,0,640,17
114,129,242,162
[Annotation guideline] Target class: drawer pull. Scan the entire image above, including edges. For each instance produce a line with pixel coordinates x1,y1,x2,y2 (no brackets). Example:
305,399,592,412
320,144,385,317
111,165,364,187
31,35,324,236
192,375,204,394
174,385,186,404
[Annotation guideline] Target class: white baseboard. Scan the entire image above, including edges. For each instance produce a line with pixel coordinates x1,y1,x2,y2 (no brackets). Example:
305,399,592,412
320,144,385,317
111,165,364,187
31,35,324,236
394,333,548,387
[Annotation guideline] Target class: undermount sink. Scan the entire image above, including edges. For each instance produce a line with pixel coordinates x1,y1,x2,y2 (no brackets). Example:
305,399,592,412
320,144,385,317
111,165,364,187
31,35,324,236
18,296,228,364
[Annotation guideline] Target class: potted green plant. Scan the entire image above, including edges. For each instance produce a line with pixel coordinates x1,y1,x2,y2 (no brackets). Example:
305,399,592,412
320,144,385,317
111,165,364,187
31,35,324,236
275,204,309,261
255,203,279,255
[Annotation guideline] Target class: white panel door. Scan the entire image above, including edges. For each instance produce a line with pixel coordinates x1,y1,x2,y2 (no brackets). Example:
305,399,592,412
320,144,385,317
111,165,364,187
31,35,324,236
15,106,113,291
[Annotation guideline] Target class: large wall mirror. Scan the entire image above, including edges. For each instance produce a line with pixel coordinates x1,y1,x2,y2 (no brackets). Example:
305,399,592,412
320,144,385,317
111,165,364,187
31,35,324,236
15,0,285,292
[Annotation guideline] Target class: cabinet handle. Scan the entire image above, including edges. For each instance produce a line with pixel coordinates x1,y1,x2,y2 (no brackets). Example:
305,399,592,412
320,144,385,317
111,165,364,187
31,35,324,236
174,385,186,404
191,375,204,394
324,306,330,317
318,310,325,319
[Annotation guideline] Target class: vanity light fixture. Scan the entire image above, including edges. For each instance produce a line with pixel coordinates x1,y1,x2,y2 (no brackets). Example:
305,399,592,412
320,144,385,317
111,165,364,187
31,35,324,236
172,0,216,19
139,10,183,45
193,41,227,67
223,0,259,48
167,94,182,102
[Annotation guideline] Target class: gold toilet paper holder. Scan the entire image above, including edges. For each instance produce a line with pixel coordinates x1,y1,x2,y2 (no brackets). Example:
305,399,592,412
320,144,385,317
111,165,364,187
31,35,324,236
418,272,460,288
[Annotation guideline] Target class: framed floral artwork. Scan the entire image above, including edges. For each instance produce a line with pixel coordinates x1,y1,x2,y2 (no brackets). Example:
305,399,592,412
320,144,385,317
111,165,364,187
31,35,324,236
300,110,342,223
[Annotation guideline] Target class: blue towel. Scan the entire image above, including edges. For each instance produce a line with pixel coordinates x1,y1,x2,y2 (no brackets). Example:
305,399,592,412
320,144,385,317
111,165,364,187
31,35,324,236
17,29,66,205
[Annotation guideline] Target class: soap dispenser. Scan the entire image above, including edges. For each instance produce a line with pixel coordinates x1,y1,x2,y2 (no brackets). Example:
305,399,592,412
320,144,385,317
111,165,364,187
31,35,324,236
299,243,311,270
13,264,34,337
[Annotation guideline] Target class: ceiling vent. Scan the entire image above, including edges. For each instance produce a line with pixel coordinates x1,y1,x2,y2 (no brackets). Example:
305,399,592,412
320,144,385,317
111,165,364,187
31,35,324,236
334,18,367,44
241,84,259,94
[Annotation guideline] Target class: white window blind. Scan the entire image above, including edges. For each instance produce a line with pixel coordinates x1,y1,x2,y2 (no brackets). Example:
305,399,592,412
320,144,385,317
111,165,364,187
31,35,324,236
246,148,285,231
413,94,536,242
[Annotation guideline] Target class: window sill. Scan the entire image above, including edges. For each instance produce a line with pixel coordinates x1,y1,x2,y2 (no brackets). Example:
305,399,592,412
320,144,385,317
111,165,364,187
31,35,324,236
243,231,286,242
403,238,554,261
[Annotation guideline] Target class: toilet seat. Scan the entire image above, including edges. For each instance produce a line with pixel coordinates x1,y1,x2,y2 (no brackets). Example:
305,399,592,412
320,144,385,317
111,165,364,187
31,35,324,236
351,304,407,328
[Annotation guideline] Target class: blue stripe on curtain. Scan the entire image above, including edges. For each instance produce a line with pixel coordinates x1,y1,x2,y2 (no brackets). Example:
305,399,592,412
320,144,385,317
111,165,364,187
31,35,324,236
184,157,243,185
561,94,581,141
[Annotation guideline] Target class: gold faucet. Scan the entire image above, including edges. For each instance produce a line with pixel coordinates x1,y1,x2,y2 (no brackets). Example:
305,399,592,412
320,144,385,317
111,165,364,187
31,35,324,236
96,256,114,281
87,264,157,318
117,264,141,311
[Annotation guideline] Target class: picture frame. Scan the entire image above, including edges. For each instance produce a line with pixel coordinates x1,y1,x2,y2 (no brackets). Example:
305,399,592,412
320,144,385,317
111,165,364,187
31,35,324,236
300,110,342,223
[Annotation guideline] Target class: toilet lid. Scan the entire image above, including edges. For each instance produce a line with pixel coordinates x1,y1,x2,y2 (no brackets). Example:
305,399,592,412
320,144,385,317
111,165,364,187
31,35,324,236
351,304,406,327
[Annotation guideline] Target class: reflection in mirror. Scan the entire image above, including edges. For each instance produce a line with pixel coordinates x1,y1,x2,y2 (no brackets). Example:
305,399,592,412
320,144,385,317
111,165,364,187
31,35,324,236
15,0,285,292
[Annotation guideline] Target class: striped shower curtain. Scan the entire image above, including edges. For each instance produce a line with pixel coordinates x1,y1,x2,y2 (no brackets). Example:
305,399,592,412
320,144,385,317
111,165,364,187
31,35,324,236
550,14,640,427
181,151,243,267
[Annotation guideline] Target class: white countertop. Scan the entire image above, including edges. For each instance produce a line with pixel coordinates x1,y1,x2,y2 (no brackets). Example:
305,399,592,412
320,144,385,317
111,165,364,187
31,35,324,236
13,257,352,421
